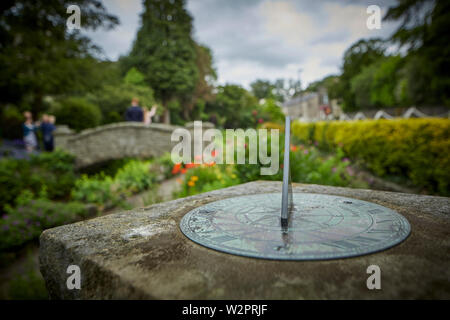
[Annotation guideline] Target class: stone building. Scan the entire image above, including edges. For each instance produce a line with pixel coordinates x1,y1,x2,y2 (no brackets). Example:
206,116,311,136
282,87,342,122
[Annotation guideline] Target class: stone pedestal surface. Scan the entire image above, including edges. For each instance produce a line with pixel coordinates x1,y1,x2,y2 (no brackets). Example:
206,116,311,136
39,181,450,299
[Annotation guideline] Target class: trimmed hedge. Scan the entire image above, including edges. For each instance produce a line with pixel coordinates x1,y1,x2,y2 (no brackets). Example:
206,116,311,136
292,118,450,195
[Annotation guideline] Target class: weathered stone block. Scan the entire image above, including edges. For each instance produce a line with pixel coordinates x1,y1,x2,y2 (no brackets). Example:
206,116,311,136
39,181,450,299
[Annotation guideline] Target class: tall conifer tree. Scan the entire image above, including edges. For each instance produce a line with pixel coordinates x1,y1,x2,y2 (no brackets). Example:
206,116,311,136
125,0,198,123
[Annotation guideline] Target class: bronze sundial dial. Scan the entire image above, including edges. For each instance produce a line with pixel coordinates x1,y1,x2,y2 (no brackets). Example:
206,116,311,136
179,117,411,260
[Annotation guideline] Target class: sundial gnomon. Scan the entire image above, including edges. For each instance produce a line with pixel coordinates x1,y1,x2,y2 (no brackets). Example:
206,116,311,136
180,117,411,260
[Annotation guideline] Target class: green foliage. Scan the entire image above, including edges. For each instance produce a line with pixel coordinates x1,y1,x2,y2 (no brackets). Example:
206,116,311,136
177,165,240,197
124,67,146,86
207,84,259,128
336,38,387,111
290,146,355,187
52,97,102,131
72,160,156,206
154,153,176,179
260,98,285,124
185,44,217,121
0,1,119,114
0,192,90,251
233,135,357,188
71,174,117,207
85,82,155,124
250,78,302,103
0,105,23,139
250,80,276,100
115,160,156,194
384,0,450,106
6,251,48,300
7,265,48,300
305,75,340,101
0,150,76,211
123,0,199,122
350,56,406,109
351,64,378,109
292,118,450,195
371,56,405,107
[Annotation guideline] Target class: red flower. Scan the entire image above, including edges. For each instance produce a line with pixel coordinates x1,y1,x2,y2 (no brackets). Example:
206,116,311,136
185,163,196,169
181,168,187,174
258,118,263,123
172,163,181,174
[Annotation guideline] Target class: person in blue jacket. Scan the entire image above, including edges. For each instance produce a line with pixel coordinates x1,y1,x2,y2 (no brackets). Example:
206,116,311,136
125,97,144,122
40,114,56,152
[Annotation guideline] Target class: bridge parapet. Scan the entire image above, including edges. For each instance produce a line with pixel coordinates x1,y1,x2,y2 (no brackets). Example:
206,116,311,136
54,122,214,168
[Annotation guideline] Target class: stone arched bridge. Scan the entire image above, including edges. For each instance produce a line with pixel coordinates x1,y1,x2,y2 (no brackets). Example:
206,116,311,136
54,122,213,168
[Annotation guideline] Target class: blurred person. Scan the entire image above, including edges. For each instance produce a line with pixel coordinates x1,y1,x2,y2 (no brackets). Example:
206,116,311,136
22,111,39,152
143,105,157,124
41,114,56,152
125,97,144,122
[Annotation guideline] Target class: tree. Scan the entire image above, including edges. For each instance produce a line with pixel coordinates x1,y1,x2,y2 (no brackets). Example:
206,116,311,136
250,80,275,100
124,67,146,86
371,55,405,107
52,97,102,132
251,78,301,103
123,0,198,124
350,64,378,109
0,0,119,115
261,98,285,124
337,39,386,111
305,75,340,100
384,0,450,106
184,43,217,121
207,84,259,128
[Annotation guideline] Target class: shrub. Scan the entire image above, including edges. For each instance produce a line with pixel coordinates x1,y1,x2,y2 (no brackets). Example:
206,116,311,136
153,153,176,179
53,97,102,132
85,83,155,124
0,105,23,139
177,164,240,197
72,160,156,207
0,191,90,251
0,150,76,211
114,160,156,194
233,141,359,188
71,174,117,207
292,118,450,195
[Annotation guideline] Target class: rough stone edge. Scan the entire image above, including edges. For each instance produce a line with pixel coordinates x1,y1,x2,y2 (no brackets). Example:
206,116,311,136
39,181,450,299
65,122,182,142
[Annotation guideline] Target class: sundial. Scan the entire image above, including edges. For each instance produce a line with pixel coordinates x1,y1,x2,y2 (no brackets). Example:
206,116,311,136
180,117,411,260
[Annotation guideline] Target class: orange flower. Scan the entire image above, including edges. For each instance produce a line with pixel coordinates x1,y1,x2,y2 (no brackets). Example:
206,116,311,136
290,144,298,152
187,180,195,187
181,168,187,174
172,163,181,174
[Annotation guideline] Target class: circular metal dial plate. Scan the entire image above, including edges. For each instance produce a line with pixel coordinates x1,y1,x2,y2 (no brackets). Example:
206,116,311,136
180,193,411,260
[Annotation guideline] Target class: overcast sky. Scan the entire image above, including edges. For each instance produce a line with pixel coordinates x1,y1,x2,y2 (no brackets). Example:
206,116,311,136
86,0,400,88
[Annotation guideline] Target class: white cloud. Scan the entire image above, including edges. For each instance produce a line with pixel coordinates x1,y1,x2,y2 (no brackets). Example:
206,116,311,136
83,0,143,60
86,0,399,88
